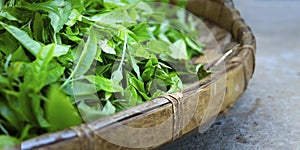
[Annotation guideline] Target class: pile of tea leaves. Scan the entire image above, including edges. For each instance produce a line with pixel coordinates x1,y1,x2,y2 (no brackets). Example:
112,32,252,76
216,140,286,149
0,0,209,146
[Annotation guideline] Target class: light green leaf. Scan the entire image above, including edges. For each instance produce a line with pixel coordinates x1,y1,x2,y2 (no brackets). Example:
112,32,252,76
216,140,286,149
129,75,146,93
45,62,65,86
85,75,123,92
72,82,97,96
73,31,98,77
124,85,139,107
20,1,60,16
23,44,55,92
77,102,106,122
127,48,141,79
98,39,116,54
102,101,116,115
129,42,151,58
185,37,203,53
89,10,135,25
0,12,20,22
146,40,171,54
66,9,82,26
49,1,72,33
54,45,71,57
168,76,183,93
46,86,82,130
169,39,188,60
0,135,20,149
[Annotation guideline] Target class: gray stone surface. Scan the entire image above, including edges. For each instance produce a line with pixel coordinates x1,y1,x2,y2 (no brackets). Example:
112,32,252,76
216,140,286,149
160,0,300,149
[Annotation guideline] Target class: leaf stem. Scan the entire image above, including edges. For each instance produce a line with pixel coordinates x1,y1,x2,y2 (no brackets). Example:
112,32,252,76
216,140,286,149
4,54,12,75
60,70,74,89
0,123,9,135
119,32,128,71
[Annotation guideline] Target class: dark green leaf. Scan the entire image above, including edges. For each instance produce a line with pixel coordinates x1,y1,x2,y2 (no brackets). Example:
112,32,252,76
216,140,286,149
0,32,19,55
33,12,44,42
0,22,41,56
142,67,154,82
11,46,30,62
0,101,21,130
129,22,152,42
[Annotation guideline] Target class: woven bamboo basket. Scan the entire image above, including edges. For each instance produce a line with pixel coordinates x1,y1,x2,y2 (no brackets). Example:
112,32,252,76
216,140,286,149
19,0,256,149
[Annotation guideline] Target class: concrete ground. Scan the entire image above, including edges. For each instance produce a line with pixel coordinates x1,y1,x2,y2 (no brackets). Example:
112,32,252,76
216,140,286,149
161,0,300,149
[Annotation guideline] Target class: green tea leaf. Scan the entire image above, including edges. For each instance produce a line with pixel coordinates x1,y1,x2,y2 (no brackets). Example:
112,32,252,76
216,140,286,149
23,44,55,92
102,101,116,115
46,86,82,130
129,42,151,58
85,75,123,92
98,39,116,54
0,22,41,56
77,102,107,122
129,22,152,42
0,135,20,149
0,12,19,22
127,47,141,79
45,62,65,86
89,10,135,25
20,1,60,16
124,85,139,106
66,9,82,26
73,30,98,77
0,101,21,130
33,12,44,42
142,67,154,82
71,82,97,96
185,37,203,53
48,1,72,33
53,45,71,57
11,46,30,62
169,39,188,60
0,32,19,55
146,40,171,54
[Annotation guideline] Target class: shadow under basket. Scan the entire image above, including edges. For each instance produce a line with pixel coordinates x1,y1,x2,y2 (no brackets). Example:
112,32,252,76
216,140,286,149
20,0,256,149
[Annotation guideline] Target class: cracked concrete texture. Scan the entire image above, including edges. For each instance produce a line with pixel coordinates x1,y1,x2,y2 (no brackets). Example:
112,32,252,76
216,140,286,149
161,0,300,149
